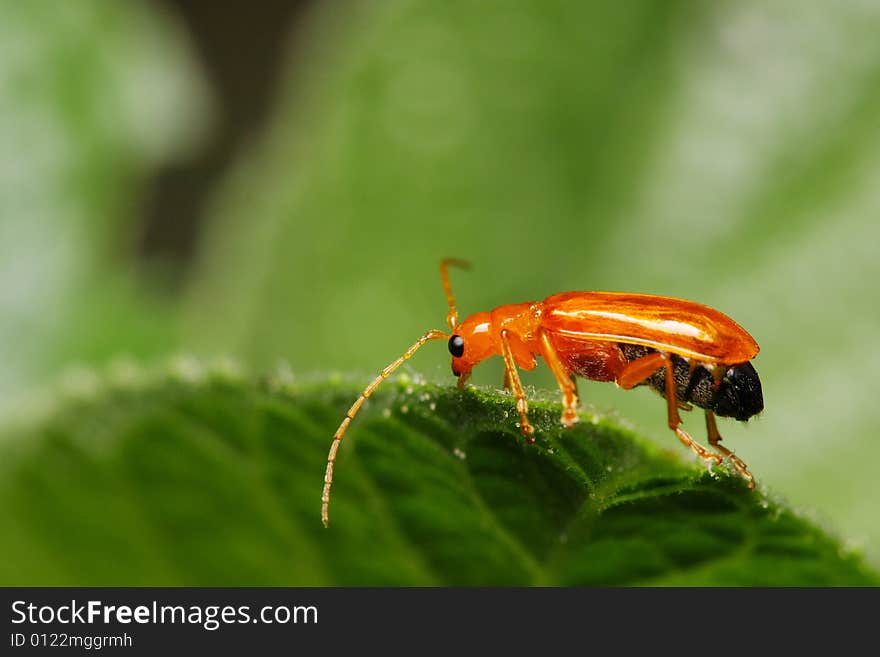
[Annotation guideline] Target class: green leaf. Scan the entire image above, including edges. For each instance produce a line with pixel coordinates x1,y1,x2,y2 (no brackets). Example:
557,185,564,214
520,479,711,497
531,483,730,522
1,364,874,586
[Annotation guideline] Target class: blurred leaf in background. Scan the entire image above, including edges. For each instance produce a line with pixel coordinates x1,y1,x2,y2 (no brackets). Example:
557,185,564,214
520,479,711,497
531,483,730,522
0,0,212,414
186,0,880,565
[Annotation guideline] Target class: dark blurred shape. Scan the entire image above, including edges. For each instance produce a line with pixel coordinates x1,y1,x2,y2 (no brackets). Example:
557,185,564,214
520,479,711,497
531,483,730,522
139,0,314,285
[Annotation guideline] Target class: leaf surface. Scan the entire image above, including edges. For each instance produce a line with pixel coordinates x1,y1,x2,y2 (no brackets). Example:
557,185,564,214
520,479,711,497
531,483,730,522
1,367,874,586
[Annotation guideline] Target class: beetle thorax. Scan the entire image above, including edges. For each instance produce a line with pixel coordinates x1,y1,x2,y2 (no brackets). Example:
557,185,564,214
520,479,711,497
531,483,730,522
449,302,541,377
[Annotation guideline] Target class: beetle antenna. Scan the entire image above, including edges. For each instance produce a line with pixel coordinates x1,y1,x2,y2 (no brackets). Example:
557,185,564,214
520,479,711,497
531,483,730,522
322,329,448,527
440,258,471,331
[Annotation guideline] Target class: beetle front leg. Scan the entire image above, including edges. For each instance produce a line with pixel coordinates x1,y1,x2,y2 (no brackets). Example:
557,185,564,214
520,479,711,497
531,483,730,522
499,329,535,442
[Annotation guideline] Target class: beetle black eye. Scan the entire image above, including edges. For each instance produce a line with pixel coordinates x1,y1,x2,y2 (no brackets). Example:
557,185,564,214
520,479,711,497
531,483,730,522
448,335,464,358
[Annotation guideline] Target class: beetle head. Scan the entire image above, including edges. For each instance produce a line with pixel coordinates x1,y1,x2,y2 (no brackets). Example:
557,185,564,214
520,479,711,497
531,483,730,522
448,312,497,379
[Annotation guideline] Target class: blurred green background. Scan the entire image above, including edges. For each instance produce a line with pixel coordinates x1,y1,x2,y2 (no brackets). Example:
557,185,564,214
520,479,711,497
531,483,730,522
2,0,879,569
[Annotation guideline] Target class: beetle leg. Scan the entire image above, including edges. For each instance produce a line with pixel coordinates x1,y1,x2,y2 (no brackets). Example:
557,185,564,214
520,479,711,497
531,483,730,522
662,355,723,466
706,410,755,489
502,368,512,391
616,352,721,466
499,329,535,442
538,330,580,427
616,351,666,389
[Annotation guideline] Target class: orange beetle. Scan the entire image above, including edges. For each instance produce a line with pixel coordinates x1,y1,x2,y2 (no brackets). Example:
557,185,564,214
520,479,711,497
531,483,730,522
322,259,763,526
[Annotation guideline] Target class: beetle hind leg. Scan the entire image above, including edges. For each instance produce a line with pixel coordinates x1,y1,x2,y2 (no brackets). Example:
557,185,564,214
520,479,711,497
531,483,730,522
705,410,756,489
617,352,722,468
661,355,723,467
671,426,722,467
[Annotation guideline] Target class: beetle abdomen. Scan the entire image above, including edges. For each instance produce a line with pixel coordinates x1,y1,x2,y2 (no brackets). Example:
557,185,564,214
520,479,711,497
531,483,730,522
714,361,764,421
619,344,763,421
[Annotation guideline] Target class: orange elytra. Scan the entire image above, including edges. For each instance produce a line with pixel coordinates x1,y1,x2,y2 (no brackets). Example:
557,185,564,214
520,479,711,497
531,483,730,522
321,259,762,526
